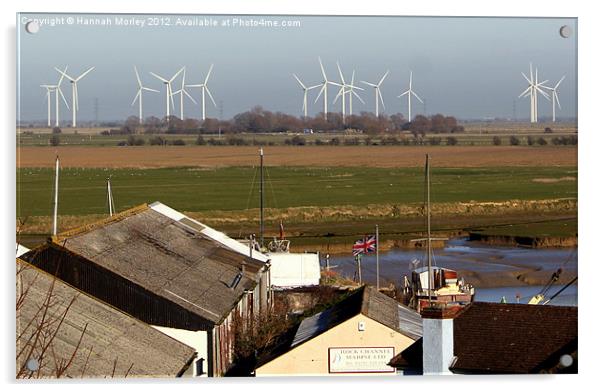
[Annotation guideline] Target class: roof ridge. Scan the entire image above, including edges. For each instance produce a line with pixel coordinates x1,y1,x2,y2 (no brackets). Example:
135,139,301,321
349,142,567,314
52,203,149,242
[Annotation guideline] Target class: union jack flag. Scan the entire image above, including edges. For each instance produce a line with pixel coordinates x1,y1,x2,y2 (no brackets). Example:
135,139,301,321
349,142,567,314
352,235,377,256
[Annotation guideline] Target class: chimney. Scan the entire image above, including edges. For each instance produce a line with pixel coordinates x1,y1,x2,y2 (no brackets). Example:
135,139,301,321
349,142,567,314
421,304,464,375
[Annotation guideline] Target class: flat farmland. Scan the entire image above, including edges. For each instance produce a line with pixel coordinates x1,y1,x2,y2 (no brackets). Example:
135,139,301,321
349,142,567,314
17,145,577,168
17,165,577,217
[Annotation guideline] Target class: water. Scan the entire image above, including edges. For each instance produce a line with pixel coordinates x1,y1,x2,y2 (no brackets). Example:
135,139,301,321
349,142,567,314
326,238,577,306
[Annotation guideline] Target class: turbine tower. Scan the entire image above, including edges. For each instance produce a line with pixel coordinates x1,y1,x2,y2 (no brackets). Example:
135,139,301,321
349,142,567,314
54,66,95,127
397,71,423,122
292,74,320,118
315,57,336,120
542,76,565,123
40,70,69,128
150,67,184,120
332,62,363,123
171,67,197,120
132,66,159,124
361,70,389,117
187,64,217,121
518,63,550,123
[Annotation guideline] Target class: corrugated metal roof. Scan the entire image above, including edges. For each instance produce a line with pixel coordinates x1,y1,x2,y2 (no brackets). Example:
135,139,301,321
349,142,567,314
16,260,195,378
50,206,262,324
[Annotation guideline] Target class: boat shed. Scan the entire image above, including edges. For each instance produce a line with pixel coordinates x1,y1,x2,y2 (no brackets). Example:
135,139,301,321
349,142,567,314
252,286,422,376
21,202,271,377
16,259,196,378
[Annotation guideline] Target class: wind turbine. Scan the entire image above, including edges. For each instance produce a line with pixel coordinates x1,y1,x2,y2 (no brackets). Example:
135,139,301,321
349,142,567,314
361,70,389,117
187,64,217,121
40,79,69,128
542,76,565,123
171,67,197,120
347,70,365,116
54,66,95,127
292,74,320,118
518,63,550,123
150,67,184,120
132,66,159,124
397,71,423,122
332,62,364,123
314,57,336,120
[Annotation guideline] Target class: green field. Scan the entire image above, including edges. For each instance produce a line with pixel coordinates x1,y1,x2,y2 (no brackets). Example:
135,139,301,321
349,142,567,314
17,166,577,218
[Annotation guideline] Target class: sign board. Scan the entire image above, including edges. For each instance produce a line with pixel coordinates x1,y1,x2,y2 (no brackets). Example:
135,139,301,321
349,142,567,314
328,347,395,373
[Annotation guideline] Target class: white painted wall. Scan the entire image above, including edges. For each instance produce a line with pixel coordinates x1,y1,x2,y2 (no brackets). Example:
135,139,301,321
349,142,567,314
152,326,208,377
267,252,320,287
422,318,454,375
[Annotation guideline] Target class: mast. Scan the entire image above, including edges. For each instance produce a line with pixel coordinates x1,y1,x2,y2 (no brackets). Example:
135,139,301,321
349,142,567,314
52,155,59,236
259,148,264,249
107,177,115,216
376,224,380,290
426,154,432,303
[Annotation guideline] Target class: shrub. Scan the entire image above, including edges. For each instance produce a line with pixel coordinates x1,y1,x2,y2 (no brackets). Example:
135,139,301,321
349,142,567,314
527,136,534,146
329,137,340,146
195,135,206,145
171,139,186,146
49,134,60,146
429,137,442,146
150,136,166,146
492,136,502,146
509,136,520,146
544,127,553,134
315,139,326,146
117,140,127,146
290,135,306,146
127,135,145,146
52,127,61,134
100,130,110,136
446,136,458,146
343,137,360,146
537,137,548,146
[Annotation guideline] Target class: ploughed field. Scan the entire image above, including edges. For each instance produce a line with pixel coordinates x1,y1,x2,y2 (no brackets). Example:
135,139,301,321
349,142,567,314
17,145,577,169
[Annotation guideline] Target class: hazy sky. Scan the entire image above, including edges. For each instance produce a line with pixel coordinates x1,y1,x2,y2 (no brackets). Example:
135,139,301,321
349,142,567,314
17,13,577,122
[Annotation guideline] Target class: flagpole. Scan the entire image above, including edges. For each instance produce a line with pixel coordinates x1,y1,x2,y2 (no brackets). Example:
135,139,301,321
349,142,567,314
376,224,380,290
358,253,362,284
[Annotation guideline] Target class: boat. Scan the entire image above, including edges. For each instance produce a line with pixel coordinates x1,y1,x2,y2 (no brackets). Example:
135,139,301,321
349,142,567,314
401,154,474,312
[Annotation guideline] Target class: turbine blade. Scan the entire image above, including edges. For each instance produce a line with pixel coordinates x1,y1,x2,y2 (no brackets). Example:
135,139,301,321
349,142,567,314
361,81,377,87
131,90,141,106
168,84,175,109
142,87,160,93
204,64,214,85
293,74,306,89
318,57,327,81
555,75,566,89
378,88,385,109
378,70,390,86
134,66,142,87
75,66,95,82
352,90,365,104
205,87,217,107
184,89,197,104
398,91,410,98
58,88,69,109
411,90,424,103
555,92,562,110
522,72,532,84
314,84,326,103
518,86,532,98
336,61,345,84
333,86,344,103
150,72,168,83
55,67,74,82
308,85,321,90
170,67,185,83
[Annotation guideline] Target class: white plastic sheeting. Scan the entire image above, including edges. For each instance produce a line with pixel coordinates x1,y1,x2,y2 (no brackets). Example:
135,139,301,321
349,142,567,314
267,252,320,288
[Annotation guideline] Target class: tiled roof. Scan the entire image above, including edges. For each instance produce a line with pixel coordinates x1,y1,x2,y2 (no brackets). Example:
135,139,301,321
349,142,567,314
389,302,578,374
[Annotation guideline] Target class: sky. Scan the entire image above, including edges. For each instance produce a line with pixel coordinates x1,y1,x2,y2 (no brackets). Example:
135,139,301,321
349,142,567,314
16,13,577,123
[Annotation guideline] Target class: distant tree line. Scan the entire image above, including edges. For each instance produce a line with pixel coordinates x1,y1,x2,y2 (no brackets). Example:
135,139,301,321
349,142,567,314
102,106,464,136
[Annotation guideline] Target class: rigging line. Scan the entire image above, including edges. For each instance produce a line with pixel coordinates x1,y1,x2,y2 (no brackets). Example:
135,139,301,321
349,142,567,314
264,166,279,210
238,166,259,238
